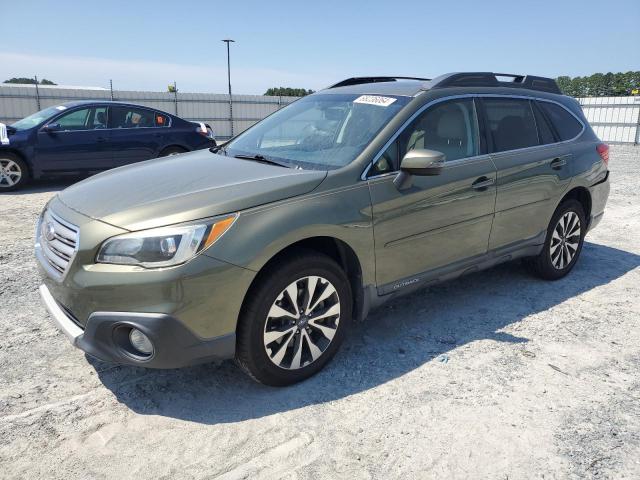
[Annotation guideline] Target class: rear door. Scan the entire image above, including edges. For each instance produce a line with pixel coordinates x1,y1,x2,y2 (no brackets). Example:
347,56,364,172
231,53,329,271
482,97,573,250
34,106,111,174
367,97,497,291
108,106,164,166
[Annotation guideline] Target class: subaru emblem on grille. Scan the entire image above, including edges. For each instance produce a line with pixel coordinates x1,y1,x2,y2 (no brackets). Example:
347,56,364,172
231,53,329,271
45,222,56,242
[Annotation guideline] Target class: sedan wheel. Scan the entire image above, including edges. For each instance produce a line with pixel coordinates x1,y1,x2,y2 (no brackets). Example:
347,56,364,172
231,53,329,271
263,275,340,370
0,159,22,188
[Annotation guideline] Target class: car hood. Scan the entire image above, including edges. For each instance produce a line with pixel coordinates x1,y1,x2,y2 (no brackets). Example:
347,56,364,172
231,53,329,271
59,149,327,231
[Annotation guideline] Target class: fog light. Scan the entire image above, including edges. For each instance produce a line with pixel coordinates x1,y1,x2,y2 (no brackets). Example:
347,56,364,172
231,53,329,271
129,329,153,355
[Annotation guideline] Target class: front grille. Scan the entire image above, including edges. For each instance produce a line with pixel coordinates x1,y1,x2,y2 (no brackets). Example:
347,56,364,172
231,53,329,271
38,210,79,280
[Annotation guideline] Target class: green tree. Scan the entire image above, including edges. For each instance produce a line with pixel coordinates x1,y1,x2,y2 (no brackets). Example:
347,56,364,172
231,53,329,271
3,77,56,85
556,71,640,97
264,87,315,97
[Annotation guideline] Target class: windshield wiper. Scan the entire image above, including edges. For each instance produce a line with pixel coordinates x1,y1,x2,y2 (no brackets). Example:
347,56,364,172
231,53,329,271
233,154,293,169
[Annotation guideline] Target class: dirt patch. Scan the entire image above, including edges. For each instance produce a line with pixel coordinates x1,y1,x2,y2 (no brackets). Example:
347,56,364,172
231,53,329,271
1,147,639,479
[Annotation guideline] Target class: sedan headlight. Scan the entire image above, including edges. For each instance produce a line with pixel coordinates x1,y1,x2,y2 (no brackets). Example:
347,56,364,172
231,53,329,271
96,215,236,268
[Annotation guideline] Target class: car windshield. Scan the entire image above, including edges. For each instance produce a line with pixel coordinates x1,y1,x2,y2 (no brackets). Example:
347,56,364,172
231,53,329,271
10,106,68,130
224,93,409,170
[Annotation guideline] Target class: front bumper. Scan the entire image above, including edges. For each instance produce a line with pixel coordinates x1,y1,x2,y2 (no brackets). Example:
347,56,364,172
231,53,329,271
40,283,236,368
36,196,256,368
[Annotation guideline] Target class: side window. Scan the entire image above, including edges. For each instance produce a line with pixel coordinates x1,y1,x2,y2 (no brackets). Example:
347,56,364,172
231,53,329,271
538,102,583,141
370,141,398,176
92,107,108,130
109,107,157,129
369,98,479,176
483,98,539,152
55,108,91,131
532,103,556,144
155,112,170,127
402,99,479,162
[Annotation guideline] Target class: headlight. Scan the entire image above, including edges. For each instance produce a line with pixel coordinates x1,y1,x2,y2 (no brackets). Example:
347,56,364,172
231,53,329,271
96,215,236,268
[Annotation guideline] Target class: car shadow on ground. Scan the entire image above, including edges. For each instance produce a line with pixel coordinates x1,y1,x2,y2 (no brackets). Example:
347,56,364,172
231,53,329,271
91,241,639,424
0,178,78,195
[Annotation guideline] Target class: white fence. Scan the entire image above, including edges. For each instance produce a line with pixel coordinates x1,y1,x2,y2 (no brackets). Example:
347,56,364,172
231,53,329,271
0,84,638,144
577,96,640,145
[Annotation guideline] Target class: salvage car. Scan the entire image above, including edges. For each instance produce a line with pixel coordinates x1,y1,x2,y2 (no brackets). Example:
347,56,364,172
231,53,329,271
0,101,216,190
36,72,610,385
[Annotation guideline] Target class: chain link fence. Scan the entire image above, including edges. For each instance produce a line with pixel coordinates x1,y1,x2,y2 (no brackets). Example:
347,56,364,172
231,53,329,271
0,84,298,140
1,84,638,144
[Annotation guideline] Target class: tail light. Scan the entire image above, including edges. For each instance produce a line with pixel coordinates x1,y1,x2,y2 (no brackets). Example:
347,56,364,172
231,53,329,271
195,122,215,140
596,143,609,166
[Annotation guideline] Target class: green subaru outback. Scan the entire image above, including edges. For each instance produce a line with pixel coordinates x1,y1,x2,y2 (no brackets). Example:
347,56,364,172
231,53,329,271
36,72,610,385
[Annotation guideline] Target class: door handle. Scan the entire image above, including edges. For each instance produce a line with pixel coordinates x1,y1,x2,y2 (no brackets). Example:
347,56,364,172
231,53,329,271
550,157,567,170
96,137,107,143
472,176,495,190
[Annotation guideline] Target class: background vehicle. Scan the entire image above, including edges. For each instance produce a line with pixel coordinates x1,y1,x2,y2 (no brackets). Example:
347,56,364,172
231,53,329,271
0,101,216,191
36,73,609,386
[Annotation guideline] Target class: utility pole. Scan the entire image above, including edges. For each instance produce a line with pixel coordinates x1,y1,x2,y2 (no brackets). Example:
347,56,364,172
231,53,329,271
33,75,41,110
222,39,235,138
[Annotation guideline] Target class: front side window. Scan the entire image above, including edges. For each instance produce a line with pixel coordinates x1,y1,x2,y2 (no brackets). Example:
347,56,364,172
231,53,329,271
370,98,480,176
483,98,539,152
53,107,108,131
225,93,409,170
56,108,92,130
538,102,583,141
110,107,157,129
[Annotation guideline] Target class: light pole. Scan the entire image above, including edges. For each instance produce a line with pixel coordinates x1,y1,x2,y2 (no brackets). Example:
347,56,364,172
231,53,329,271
222,39,235,138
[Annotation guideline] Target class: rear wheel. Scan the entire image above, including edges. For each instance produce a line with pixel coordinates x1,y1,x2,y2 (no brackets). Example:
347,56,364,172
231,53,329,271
236,250,351,386
0,153,29,191
526,199,586,280
158,146,187,157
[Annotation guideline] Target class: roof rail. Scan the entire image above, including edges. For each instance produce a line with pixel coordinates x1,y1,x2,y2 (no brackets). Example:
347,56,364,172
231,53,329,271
329,76,431,89
425,72,562,94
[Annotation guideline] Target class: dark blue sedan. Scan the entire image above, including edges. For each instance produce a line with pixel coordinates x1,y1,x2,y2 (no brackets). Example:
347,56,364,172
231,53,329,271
0,101,216,191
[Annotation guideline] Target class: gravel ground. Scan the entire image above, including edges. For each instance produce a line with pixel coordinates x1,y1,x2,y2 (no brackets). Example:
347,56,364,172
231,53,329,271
0,146,639,480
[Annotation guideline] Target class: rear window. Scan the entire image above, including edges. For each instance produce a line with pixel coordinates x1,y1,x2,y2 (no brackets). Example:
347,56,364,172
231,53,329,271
155,112,170,127
110,107,158,128
538,102,583,141
483,98,539,152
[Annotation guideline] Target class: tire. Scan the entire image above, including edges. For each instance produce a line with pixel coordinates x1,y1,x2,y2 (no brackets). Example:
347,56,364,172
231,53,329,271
526,199,586,280
158,146,187,157
0,153,29,192
236,249,352,386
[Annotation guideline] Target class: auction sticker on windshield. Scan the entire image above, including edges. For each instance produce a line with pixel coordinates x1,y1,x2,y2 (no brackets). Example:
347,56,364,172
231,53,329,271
353,95,397,107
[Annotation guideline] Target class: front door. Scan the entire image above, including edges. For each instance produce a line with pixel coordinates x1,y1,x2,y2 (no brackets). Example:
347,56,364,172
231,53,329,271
35,106,111,174
367,98,497,292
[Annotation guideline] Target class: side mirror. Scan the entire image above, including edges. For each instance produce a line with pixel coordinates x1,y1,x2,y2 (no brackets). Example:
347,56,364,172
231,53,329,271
42,123,61,133
394,149,446,189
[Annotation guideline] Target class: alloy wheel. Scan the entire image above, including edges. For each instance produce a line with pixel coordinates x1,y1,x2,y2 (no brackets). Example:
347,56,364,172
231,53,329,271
263,275,340,370
550,211,581,269
0,159,22,188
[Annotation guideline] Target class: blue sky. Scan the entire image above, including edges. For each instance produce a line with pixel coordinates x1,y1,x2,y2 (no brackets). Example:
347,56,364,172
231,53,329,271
1,0,638,94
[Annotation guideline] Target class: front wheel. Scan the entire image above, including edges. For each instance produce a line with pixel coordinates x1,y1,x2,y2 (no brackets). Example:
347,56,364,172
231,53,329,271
526,199,586,280
236,250,352,386
0,153,29,191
